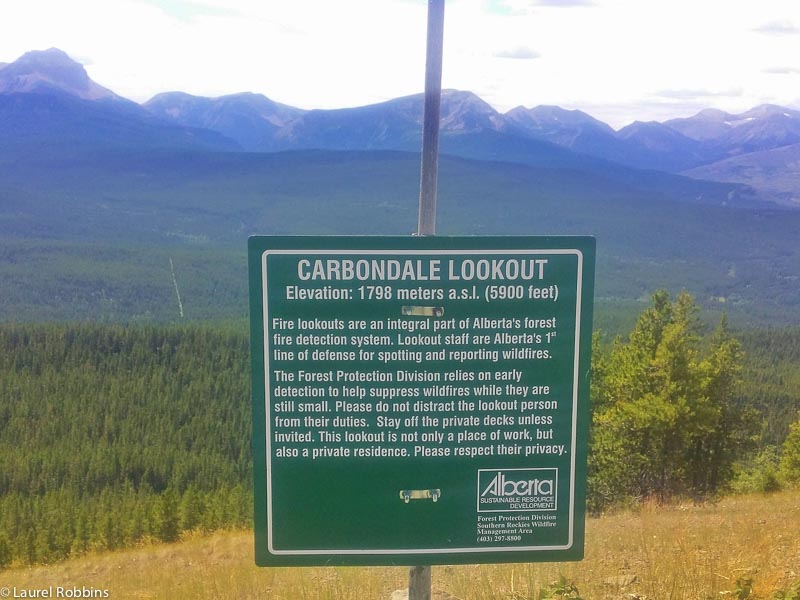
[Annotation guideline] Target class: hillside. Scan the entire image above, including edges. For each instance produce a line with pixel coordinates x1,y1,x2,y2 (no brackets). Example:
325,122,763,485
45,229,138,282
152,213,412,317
0,323,251,566
1,492,798,598
684,142,800,207
0,146,797,325
144,91,305,152
1,321,797,566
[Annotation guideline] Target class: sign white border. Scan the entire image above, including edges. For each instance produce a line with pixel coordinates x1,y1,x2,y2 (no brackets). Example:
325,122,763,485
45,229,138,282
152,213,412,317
261,248,584,556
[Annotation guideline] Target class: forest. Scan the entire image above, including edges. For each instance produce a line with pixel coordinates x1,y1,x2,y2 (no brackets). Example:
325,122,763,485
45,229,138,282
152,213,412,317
0,324,251,566
1,293,800,567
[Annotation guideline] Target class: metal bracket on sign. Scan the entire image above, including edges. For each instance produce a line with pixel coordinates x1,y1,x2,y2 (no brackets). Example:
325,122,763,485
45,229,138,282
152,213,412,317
400,489,442,503
401,306,444,317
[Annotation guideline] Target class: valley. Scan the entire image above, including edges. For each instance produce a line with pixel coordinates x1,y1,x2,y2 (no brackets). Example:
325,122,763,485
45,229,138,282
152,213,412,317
0,46,799,594
1,49,798,327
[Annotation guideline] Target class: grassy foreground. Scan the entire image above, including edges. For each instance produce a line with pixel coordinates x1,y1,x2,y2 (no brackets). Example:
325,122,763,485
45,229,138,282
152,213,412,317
1,491,798,599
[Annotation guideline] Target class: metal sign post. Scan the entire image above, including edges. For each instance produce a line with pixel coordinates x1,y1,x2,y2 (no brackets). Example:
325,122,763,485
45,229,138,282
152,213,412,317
417,0,445,239
413,1,445,597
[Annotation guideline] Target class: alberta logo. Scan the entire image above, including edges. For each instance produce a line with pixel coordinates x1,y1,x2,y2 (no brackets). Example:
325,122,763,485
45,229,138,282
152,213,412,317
477,468,558,512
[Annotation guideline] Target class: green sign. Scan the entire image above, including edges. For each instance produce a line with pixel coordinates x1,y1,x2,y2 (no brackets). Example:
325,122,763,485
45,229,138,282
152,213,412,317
249,236,595,566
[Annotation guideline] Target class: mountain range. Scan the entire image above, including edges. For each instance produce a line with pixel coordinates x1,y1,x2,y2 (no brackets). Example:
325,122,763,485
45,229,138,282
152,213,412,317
146,77,800,204
1,48,799,326
143,71,800,185
2,48,800,206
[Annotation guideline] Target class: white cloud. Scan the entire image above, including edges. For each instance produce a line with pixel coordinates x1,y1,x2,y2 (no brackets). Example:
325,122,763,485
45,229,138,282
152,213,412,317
655,88,744,100
753,20,800,35
763,66,800,75
494,46,540,60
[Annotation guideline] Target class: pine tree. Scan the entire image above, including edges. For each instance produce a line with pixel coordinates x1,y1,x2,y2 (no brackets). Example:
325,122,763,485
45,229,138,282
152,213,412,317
780,416,800,484
154,489,180,543
0,533,12,568
179,486,204,532
588,291,750,509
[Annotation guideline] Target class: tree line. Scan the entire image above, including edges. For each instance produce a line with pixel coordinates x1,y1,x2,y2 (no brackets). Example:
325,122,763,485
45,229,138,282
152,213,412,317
1,298,800,566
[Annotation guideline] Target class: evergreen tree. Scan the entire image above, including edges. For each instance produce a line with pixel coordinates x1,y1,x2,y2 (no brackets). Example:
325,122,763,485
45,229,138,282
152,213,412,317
0,533,12,568
589,291,751,509
179,485,204,532
154,489,180,543
780,416,800,484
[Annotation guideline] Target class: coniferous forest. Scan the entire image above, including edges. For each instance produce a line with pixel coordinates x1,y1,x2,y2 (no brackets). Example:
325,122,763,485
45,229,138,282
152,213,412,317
0,324,251,566
1,295,800,567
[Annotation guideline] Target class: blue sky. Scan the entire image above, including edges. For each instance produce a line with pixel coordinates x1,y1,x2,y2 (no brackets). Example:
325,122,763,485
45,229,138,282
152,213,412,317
2,0,799,127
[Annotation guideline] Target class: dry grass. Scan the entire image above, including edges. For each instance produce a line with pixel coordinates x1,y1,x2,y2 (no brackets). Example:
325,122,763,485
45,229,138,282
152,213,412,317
1,491,798,599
